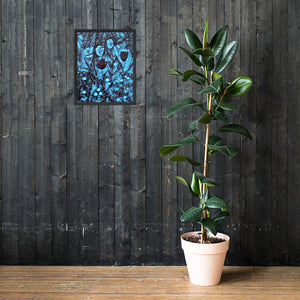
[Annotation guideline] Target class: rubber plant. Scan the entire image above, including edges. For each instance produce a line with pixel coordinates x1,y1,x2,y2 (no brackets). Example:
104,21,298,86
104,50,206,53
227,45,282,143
159,18,253,243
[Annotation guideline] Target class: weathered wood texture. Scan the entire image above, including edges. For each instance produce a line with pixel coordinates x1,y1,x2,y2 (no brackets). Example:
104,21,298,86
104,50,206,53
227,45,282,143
0,266,299,299
0,0,299,265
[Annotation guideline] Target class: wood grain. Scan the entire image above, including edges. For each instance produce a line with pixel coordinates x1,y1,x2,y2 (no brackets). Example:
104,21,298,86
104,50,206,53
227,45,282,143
239,0,257,266
176,0,193,264
113,0,131,266
66,0,83,265
2,0,20,265
98,0,116,266
80,0,99,266
161,0,178,266
0,266,299,299
129,0,146,265
34,0,53,265
271,0,289,265
0,0,2,264
145,0,162,265
49,0,67,265
287,0,300,266
16,0,35,265
0,0,299,266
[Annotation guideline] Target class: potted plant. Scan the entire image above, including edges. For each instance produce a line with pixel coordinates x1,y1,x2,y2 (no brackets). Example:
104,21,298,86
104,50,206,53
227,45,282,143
159,18,253,286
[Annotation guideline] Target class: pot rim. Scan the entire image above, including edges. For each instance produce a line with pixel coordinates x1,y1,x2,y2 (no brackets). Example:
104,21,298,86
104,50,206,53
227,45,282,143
181,231,230,254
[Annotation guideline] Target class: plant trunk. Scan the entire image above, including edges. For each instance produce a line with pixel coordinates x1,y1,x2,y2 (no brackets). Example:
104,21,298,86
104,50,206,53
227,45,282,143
201,93,212,243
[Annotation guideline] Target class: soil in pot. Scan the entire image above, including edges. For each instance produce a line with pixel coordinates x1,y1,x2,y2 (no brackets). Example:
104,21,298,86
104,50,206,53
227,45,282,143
183,233,225,244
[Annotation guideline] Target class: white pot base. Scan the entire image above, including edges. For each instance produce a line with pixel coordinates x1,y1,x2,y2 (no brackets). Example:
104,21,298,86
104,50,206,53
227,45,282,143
181,232,230,286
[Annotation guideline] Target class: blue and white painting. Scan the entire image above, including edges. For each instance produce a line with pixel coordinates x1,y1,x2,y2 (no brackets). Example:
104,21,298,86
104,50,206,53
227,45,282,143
76,30,135,104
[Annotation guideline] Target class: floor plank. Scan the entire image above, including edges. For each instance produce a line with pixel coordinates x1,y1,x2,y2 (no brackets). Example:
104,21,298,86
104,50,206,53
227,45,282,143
0,266,299,299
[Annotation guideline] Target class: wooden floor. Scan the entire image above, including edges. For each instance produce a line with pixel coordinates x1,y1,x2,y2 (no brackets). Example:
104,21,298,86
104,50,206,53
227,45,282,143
0,266,299,299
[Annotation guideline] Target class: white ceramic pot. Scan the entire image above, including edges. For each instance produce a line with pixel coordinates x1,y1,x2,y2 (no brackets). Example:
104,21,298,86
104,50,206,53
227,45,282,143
181,231,230,286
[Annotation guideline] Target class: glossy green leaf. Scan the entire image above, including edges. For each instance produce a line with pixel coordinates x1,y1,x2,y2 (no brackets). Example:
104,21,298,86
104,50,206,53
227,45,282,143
159,145,178,157
226,146,238,158
212,72,222,82
215,40,238,73
208,135,238,158
220,102,237,110
194,171,219,186
212,211,230,226
212,110,228,121
182,70,205,82
219,94,237,110
168,154,201,166
180,207,203,222
175,176,198,197
199,113,212,124
208,135,224,146
169,69,182,76
193,48,215,57
211,104,228,121
174,176,189,187
179,47,202,67
191,172,200,195
217,93,237,111
205,196,227,209
210,27,228,56
199,55,206,68
208,144,238,159
189,77,206,85
189,119,199,130
198,77,222,95
207,143,236,158
217,123,253,140
227,76,253,96
184,28,203,50
203,17,208,49
167,98,203,117
159,135,198,157
207,57,214,71
202,189,208,203
201,218,217,235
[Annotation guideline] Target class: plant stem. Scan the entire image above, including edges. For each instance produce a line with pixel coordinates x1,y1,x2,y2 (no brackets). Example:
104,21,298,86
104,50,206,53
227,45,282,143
201,84,213,243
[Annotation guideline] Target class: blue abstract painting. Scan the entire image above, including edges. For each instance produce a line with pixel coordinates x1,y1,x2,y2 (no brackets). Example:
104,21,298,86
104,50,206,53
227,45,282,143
75,30,135,104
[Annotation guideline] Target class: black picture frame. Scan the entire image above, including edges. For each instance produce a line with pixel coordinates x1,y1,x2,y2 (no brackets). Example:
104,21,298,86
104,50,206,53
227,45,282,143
75,29,136,105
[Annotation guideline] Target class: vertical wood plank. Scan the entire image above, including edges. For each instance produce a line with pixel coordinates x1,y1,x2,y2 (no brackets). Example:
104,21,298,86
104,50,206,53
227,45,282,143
66,0,83,265
176,0,193,265
113,0,131,265
0,0,2,264
80,0,99,265
16,0,35,265
161,0,178,265
254,0,273,265
222,0,241,265
49,0,67,265
34,0,52,265
1,0,20,264
287,0,300,266
145,0,162,265
271,0,288,265
98,0,115,265
239,0,257,266
129,0,146,265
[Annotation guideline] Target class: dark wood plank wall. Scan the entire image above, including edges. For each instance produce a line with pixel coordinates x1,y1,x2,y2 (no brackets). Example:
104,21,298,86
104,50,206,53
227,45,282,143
0,0,299,266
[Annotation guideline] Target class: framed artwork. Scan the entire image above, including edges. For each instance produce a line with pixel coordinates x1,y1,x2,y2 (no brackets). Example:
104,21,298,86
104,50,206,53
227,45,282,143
75,29,135,104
